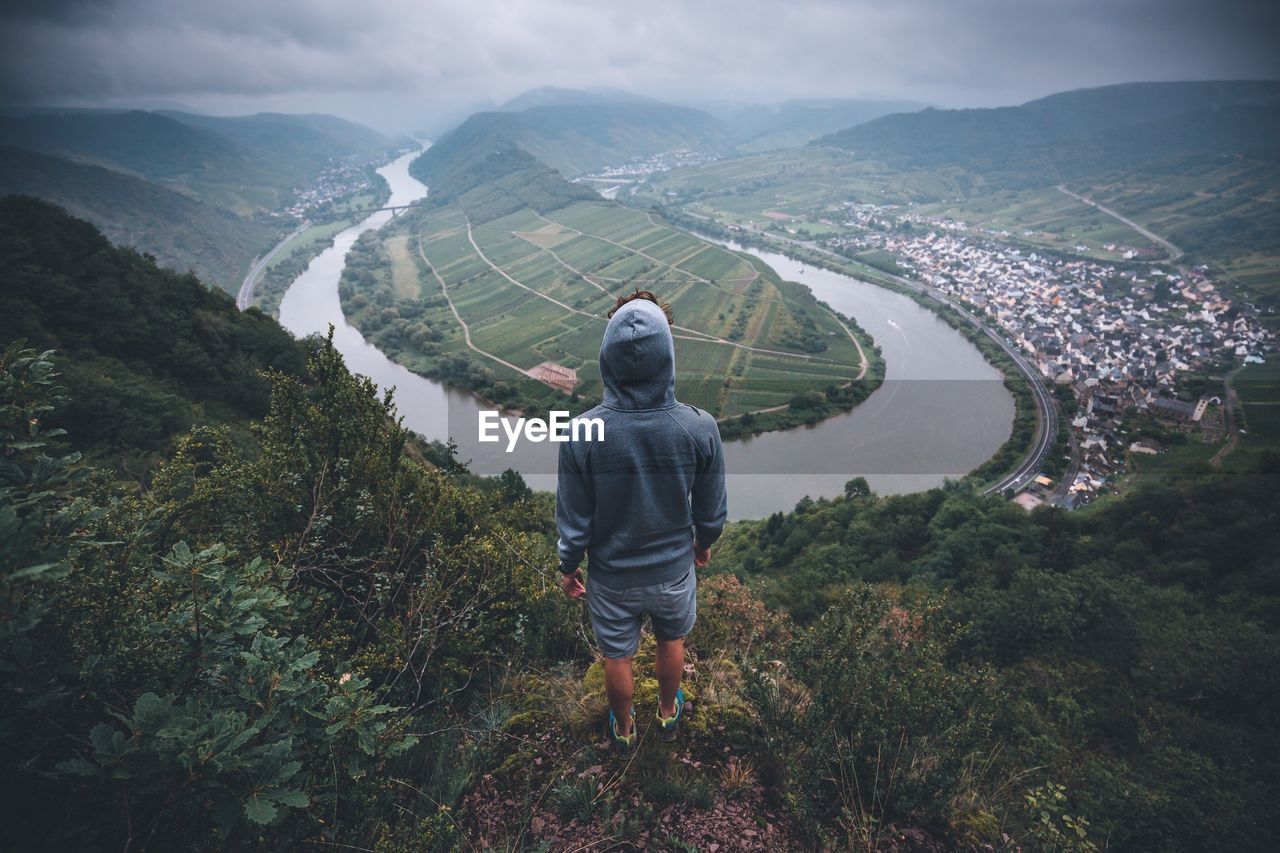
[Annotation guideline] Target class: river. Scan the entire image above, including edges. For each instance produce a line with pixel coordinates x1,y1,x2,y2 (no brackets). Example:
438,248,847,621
278,148,1013,519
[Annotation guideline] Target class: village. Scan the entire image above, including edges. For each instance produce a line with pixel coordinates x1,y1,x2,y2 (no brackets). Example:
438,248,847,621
810,201,1274,504
274,152,386,219
576,147,720,197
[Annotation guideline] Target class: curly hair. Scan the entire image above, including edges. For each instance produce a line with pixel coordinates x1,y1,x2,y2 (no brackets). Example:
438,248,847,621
607,289,673,325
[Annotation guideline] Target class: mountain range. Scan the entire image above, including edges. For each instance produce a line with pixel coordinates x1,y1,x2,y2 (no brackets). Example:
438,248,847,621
712,97,929,151
0,108,395,292
818,80,1280,185
423,99,733,179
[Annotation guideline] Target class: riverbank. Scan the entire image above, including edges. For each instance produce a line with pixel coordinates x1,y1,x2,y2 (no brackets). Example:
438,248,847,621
247,171,394,316
276,148,1016,518
659,205,1052,496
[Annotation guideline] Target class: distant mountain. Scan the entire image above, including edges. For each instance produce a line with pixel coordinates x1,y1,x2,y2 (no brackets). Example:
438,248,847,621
0,145,275,294
0,195,306,455
818,80,1280,186
426,100,732,178
718,98,929,151
0,108,393,213
157,110,393,183
0,109,247,185
410,123,596,223
497,86,654,112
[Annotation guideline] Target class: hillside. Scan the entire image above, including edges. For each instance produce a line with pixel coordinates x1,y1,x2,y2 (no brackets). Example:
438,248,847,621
157,110,394,186
819,80,1280,186
719,97,929,151
0,196,306,457
0,107,393,213
0,146,276,293
419,100,732,179
3,296,1276,848
0,108,245,183
633,81,1280,310
412,135,599,223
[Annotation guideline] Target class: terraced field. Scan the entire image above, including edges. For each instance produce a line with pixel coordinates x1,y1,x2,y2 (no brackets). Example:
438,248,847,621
1237,362,1280,440
345,199,868,421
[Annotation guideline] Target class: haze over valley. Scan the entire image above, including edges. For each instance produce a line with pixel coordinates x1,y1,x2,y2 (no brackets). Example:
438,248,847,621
2,2,1279,850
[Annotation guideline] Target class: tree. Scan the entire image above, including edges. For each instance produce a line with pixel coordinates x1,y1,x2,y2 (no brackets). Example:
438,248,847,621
844,476,871,498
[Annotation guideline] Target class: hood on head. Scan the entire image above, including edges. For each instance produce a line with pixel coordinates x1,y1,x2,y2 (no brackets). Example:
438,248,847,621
599,298,676,409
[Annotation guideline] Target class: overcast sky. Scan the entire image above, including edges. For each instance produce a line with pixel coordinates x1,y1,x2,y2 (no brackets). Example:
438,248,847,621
2,0,1277,133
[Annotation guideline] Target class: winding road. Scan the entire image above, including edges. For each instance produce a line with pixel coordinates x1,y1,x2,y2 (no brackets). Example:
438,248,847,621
237,223,307,310
1055,185,1184,263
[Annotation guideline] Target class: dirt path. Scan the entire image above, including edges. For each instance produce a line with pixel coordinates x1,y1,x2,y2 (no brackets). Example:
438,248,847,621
535,210,761,292
467,218,841,361
415,227,538,381
1211,364,1246,468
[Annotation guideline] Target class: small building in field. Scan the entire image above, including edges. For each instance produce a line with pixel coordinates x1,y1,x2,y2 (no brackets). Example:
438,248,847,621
531,361,579,394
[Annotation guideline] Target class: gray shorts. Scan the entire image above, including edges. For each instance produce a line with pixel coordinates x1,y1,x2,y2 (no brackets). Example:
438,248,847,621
586,567,697,659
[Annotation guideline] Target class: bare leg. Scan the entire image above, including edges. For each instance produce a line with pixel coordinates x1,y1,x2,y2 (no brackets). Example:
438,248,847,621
655,637,684,718
603,656,634,736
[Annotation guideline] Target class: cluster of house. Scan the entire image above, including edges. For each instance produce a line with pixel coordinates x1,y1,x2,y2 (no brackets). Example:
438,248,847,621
274,153,384,219
822,203,1273,503
577,148,719,190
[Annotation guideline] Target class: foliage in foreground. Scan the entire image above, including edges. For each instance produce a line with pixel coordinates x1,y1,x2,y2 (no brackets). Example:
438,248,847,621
3,331,1277,850
0,338,576,849
715,462,1280,851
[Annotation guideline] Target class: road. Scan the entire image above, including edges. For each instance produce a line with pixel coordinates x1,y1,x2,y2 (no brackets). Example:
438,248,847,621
237,223,308,310
710,224,1062,497
1055,185,1184,263
931,287,1059,496
1211,364,1246,468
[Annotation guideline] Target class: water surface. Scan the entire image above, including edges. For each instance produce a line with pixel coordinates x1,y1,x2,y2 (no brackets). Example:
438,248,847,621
278,151,1013,519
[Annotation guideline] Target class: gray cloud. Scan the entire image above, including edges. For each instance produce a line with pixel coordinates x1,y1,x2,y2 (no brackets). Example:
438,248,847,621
1,0,1277,132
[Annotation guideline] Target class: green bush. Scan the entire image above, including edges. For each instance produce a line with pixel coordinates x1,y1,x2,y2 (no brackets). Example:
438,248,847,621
0,336,579,850
746,585,997,845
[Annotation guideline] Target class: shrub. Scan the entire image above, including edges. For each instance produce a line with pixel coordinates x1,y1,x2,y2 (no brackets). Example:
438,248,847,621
746,585,997,845
690,573,790,657
0,337,579,850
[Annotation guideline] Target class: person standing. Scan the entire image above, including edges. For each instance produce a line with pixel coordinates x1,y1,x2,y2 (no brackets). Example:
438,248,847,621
556,291,728,752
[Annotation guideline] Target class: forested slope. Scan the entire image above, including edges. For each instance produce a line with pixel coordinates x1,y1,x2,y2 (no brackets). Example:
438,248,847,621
0,196,1275,850
0,146,275,293
0,196,305,455
820,80,1280,186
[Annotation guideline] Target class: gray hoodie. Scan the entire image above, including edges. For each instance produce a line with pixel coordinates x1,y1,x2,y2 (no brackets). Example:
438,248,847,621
556,298,728,589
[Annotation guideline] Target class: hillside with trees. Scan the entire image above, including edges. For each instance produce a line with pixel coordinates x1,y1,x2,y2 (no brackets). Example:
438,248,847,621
1,199,1276,851
418,99,732,180
819,81,1280,187
0,108,397,296
717,97,929,151
412,139,598,223
0,108,394,212
0,146,277,293
0,196,305,459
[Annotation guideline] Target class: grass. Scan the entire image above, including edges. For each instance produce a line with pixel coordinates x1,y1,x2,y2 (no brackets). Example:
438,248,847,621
914,186,1164,262
1235,362,1280,440
342,199,870,424
385,233,419,300
636,146,1280,311
1127,437,1220,477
